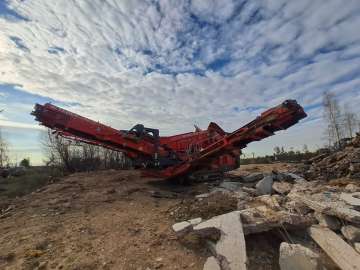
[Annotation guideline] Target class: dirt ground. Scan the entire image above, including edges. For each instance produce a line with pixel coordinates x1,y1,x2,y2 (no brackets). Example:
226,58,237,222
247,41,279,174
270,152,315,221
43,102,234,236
0,164,294,270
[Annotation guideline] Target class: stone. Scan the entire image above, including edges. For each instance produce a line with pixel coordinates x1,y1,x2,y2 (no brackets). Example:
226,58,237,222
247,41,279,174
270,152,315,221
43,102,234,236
314,213,341,231
243,172,263,182
219,182,242,191
256,175,273,195
196,193,210,199
172,218,202,235
240,206,315,235
272,181,292,194
189,218,202,226
172,221,192,235
193,211,247,270
285,173,305,181
279,242,320,270
354,243,360,254
309,225,360,270
241,187,257,195
341,225,360,242
203,256,221,270
256,195,281,210
344,184,359,193
350,163,360,172
292,194,360,224
340,192,360,207
233,191,249,200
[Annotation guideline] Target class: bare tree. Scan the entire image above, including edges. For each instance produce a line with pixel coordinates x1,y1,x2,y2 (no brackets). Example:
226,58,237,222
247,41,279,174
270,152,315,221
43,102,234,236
323,92,343,147
343,109,357,138
0,130,9,167
42,129,76,172
42,129,130,172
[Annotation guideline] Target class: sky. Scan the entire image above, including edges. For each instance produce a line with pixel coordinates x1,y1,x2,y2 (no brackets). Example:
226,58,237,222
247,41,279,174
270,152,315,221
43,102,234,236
0,0,360,165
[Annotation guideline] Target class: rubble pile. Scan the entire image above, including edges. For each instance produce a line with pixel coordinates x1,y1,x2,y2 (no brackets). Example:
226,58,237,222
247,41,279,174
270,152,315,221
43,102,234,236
171,170,360,270
304,133,360,180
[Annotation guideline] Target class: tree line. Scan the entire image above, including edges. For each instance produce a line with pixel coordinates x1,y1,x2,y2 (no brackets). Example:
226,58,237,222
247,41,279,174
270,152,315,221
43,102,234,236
241,144,318,165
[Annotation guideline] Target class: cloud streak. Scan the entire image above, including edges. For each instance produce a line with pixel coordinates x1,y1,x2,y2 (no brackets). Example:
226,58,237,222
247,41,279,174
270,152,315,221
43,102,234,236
0,119,44,130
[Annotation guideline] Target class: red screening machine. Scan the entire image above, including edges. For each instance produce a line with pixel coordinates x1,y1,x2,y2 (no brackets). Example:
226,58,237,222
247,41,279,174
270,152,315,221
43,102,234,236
32,100,306,180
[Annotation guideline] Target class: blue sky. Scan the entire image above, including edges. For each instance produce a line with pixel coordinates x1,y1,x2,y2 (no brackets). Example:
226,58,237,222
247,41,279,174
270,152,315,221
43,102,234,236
0,0,360,165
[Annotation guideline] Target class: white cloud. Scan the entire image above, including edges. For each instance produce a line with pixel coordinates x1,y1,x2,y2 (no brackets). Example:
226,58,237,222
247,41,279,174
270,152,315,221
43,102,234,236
0,0,359,156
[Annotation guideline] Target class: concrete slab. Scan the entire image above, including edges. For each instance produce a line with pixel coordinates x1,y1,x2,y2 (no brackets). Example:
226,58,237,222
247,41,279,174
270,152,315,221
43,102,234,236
194,211,247,270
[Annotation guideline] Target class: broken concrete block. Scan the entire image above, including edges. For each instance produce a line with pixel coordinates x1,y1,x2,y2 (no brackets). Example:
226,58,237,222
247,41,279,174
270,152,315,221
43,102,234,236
203,256,221,270
233,191,249,200
219,181,242,191
309,225,360,270
340,192,360,207
344,184,359,193
292,194,360,224
286,173,305,182
189,217,202,226
256,195,281,210
241,187,257,195
193,211,247,270
354,242,360,254
279,242,320,270
256,175,273,195
172,221,192,235
272,181,292,194
240,206,315,235
196,193,210,199
243,172,263,182
341,225,360,242
314,213,341,231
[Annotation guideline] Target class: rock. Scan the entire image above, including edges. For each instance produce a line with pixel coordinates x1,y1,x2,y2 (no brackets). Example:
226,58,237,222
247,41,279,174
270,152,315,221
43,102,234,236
243,172,263,182
172,218,202,235
240,206,315,235
189,217,202,226
350,163,360,172
279,242,321,270
274,172,295,182
256,175,273,195
233,191,249,200
241,187,257,195
285,173,305,182
219,182,242,192
203,256,221,270
196,193,210,199
272,182,292,194
341,225,360,242
292,194,360,224
193,211,247,270
309,225,360,270
256,195,281,210
354,243,360,254
340,192,360,207
37,261,47,270
345,184,359,193
172,221,192,235
314,213,341,230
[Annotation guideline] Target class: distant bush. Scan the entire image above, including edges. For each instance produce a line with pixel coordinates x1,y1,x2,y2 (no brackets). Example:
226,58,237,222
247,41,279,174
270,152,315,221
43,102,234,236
19,158,30,168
